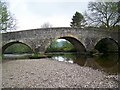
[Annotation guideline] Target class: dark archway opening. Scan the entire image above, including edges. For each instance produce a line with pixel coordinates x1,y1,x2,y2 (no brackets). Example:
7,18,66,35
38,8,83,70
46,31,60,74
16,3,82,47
2,41,33,59
45,37,86,53
95,38,119,53
2,41,33,54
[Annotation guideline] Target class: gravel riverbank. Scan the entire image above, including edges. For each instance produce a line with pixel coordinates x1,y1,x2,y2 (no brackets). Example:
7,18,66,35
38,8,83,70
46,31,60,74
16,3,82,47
2,58,119,88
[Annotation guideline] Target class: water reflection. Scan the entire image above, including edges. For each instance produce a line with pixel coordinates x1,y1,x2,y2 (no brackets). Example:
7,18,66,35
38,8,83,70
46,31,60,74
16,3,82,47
3,54,32,60
49,53,87,67
51,53,77,64
95,54,118,68
94,54,119,74
3,53,119,75
48,53,119,75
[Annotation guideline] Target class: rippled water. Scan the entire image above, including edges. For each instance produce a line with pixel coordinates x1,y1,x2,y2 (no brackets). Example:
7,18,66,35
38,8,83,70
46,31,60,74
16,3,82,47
3,53,119,75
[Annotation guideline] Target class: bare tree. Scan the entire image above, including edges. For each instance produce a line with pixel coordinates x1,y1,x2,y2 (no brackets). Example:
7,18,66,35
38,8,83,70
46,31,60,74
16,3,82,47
85,2,119,29
41,22,52,28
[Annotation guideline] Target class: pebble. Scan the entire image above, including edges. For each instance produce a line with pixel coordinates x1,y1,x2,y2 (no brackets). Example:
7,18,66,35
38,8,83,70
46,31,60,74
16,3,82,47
2,59,119,88
30,72,35,75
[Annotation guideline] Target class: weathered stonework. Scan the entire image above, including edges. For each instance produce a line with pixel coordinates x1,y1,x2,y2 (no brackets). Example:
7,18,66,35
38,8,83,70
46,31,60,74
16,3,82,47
2,27,119,53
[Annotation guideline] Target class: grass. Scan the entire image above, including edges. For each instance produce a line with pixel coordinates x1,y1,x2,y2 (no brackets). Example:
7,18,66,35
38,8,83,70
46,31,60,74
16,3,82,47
29,53,49,59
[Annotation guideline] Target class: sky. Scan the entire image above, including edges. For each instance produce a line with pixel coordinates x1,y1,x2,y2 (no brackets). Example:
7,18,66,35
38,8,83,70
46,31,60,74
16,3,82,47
6,0,94,31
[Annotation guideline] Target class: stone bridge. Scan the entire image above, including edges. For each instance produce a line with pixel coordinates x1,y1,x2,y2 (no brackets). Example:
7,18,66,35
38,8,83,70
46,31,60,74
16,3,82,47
2,27,120,54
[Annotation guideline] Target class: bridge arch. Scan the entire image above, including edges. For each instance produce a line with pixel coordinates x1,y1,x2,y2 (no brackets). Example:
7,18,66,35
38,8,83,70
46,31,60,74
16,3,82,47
2,41,34,54
45,36,86,53
94,38,119,53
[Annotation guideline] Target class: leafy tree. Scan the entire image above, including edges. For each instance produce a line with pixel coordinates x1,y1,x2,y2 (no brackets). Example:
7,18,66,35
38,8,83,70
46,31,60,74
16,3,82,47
85,2,119,29
70,11,86,28
118,1,120,14
0,0,16,32
46,40,76,52
41,22,52,28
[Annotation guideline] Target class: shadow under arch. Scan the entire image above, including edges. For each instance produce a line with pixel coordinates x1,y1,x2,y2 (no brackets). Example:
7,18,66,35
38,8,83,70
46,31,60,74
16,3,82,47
45,36,86,53
95,38,119,53
95,54,119,68
2,41,34,54
94,54,119,74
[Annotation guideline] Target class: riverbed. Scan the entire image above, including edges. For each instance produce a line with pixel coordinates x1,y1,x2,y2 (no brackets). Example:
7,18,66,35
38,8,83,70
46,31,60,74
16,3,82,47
2,58,119,88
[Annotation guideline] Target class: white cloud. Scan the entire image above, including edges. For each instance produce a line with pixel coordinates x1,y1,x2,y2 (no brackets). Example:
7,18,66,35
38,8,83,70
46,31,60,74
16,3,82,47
7,0,91,31
20,0,94,3
46,15,71,27
16,14,71,30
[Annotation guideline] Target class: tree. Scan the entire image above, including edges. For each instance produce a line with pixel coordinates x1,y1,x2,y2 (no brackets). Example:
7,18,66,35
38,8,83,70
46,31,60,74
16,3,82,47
70,11,86,28
41,22,52,28
0,0,16,32
46,40,76,52
85,2,119,29
118,1,120,14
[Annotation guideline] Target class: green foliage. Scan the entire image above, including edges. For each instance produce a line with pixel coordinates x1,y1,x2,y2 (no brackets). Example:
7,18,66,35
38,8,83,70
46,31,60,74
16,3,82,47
86,2,119,28
4,43,33,54
29,53,47,59
46,40,76,52
0,0,16,31
70,11,86,28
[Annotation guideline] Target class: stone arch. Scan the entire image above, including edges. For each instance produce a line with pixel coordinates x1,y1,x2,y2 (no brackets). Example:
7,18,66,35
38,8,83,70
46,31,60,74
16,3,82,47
95,38,119,53
2,41,34,54
45,36,86,53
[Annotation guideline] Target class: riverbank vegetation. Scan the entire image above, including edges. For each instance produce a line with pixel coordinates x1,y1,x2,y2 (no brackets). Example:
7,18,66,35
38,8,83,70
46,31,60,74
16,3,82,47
46,39,76,53
4,43,33,54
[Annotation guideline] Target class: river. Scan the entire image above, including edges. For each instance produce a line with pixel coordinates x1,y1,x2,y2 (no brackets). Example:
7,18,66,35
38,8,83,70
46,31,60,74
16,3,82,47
3,52,119,75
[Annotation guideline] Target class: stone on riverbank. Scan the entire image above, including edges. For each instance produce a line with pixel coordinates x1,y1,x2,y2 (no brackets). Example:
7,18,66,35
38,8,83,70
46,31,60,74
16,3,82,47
2,59,118,88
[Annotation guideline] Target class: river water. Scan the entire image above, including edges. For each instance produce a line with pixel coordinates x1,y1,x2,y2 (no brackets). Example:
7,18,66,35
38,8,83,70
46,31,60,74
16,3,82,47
3,52,119,75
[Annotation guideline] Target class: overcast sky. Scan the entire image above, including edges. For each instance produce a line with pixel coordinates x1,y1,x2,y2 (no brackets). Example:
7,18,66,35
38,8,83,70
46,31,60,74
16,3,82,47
6,0,94,31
